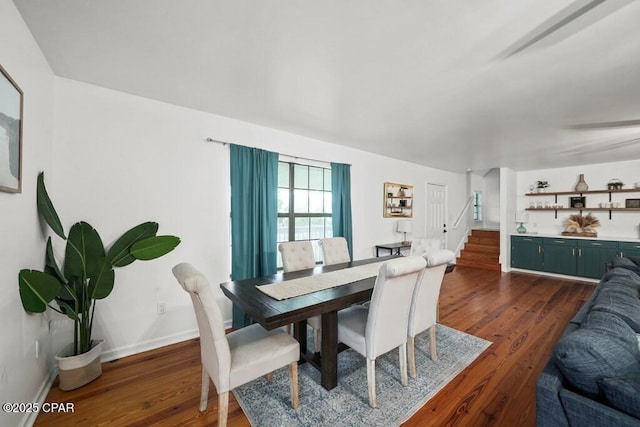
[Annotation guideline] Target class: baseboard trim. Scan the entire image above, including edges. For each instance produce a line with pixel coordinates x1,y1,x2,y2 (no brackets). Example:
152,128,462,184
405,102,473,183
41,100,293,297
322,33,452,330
509,268,599,283
21,367,58,427
100,329,200,362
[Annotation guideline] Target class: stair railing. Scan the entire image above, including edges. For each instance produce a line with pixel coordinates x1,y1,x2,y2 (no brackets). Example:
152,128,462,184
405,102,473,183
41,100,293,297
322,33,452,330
452,196,474,229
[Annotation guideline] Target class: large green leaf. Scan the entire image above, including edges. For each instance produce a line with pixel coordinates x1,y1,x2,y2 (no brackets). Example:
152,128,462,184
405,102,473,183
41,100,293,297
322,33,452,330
44,237,66,284
88,257,115,299
130,235,180,260
18,270,62,313
56,299,80,322
64,222,105,279
36,172,66,240
106,222,159,267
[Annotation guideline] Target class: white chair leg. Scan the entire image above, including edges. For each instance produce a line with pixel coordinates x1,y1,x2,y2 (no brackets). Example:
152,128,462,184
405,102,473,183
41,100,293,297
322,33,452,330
430,325,438,362
289,362,299,409
399,343,408,386
366,358,377,408
218,391,229,427
199,365,209,412
407,335,417,379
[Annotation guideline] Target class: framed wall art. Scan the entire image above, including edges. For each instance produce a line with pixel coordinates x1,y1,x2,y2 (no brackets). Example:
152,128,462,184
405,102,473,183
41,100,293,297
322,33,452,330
0,64,23,193
384,182,413,218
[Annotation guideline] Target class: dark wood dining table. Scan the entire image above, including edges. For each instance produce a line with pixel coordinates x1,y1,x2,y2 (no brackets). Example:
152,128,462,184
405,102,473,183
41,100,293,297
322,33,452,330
220,255,398,390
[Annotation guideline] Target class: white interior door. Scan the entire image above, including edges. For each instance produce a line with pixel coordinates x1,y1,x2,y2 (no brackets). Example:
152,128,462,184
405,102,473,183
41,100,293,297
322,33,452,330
425,183,447,248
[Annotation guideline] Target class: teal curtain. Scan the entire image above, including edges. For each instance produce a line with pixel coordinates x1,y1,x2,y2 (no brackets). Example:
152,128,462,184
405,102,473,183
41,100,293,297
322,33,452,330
230,144,279,329
331,162,353,260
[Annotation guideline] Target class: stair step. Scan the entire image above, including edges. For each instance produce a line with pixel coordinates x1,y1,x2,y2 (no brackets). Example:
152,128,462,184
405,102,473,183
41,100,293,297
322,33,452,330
464,243,499,254
470,229,500,239
468,235,500,246
456,258,502,271
458,251,499,263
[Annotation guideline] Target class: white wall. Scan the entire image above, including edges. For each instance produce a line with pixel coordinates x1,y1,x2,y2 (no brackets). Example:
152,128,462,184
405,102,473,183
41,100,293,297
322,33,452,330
50,77,471,365
517,161,640,239
0,0,55,425
483,168,501,228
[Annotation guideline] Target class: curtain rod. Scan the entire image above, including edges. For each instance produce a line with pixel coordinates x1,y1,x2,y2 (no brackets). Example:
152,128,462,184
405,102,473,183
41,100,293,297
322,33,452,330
205,137,350,166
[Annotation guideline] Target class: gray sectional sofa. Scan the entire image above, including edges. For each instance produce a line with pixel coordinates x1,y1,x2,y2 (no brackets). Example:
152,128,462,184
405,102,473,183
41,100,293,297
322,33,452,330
537,256,640,427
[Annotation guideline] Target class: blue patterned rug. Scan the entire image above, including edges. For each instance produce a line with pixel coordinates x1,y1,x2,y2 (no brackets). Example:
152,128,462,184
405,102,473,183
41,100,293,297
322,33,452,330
233,324,491,426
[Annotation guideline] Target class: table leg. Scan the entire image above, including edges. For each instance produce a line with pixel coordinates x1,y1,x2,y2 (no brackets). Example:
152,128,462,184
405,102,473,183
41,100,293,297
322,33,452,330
320,310,338,390
293,320,308,357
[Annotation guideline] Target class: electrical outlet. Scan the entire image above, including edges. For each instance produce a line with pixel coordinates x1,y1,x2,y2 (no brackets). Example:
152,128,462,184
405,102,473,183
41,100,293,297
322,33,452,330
157,302,166,315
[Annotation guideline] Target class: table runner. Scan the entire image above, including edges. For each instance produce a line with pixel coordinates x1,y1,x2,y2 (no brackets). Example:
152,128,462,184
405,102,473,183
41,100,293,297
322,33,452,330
257,261,386,300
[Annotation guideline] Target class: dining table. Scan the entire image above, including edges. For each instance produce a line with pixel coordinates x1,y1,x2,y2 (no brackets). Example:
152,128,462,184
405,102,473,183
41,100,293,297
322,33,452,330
220,255,455,390
220,255,401,390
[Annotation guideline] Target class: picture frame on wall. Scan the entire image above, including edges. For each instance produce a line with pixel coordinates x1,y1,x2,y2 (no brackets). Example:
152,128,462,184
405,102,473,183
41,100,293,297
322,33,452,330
569,196,586,208
0,64,24,193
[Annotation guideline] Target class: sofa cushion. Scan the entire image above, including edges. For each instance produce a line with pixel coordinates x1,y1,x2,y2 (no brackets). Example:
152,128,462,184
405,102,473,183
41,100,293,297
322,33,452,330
554,311,640,397
605,267,640,290
592,286,640,333
600,372,640,419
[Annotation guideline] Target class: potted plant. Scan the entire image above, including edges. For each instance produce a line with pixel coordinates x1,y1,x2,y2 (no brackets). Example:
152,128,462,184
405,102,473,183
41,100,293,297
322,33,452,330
18,172,180,390
536,181,549,192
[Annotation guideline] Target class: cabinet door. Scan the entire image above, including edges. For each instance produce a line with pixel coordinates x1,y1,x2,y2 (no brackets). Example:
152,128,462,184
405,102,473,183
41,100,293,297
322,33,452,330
619,241,640,258
576,240,618,279
511,236,543,270
543,239,577,275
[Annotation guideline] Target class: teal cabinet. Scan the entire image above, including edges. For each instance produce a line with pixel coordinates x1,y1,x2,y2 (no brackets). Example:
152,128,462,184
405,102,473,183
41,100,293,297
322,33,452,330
543,238,577,276
619,241,640,258
511,236,543,270
511,236,640,278
577,240,618,279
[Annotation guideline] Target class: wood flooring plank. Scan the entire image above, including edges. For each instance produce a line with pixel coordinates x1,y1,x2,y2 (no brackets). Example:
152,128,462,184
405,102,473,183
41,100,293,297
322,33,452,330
35,265,595,426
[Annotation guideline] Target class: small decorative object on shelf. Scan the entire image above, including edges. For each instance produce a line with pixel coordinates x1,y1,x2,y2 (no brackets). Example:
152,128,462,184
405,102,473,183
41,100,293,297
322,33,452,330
569,196,586,208
536,180,549,192
575,174,589,192
562,213,600,237
607,179,624,190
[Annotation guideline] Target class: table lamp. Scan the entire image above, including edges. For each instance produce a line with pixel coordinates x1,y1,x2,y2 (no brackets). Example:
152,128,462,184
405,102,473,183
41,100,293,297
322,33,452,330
515,212,529,234
397,220,412,244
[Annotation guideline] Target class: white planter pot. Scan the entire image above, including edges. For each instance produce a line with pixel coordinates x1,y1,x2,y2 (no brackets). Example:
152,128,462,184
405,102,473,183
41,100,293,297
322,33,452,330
56,340,103,391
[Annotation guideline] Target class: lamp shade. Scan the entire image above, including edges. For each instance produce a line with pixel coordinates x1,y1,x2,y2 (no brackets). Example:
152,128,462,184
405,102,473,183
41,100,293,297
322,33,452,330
397,220,412,233
515,212,529,223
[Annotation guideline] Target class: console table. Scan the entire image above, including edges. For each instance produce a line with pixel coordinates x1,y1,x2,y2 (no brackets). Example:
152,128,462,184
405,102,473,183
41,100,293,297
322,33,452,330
375,242,412,257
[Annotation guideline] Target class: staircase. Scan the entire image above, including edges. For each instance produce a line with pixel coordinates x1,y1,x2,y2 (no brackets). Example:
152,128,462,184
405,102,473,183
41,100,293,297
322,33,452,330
456,229,501,271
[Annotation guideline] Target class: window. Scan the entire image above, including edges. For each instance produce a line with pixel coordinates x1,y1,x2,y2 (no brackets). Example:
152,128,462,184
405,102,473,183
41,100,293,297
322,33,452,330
277,161,332,268
473,191,483,221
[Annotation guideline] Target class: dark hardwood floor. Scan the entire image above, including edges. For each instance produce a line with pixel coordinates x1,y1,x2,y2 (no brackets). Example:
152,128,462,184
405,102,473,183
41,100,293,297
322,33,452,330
35,266,595,426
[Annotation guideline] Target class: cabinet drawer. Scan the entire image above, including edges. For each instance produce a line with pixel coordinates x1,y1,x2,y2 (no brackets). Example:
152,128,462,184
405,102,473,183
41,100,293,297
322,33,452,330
577,239,617,249
511,236,542,244
544,238,577,247
618,241,640,250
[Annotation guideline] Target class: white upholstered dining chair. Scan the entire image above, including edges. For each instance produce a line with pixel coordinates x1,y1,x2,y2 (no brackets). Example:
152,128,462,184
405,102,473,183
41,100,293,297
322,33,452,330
278,240,316,272
337,255,427,408
172,263,300,427
407,249,455,378
410,238,442,256
318,237,351,265
278,241,322,350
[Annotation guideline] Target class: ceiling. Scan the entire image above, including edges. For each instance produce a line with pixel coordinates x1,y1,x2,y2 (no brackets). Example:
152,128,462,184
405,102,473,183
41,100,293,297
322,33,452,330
12,0,640,172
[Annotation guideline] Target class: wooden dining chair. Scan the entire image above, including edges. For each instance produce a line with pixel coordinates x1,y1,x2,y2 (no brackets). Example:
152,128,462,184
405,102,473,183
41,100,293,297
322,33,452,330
278,241,323,351
407,249,455,378
318,237,351,265
337,255,427,408
172,263,300,427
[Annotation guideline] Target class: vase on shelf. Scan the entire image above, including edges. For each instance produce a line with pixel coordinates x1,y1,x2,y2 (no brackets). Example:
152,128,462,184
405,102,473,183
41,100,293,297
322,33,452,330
575,174,589,192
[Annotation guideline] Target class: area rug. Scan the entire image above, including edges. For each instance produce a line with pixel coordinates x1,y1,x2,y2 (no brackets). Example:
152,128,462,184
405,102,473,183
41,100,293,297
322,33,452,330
233,324,491,427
